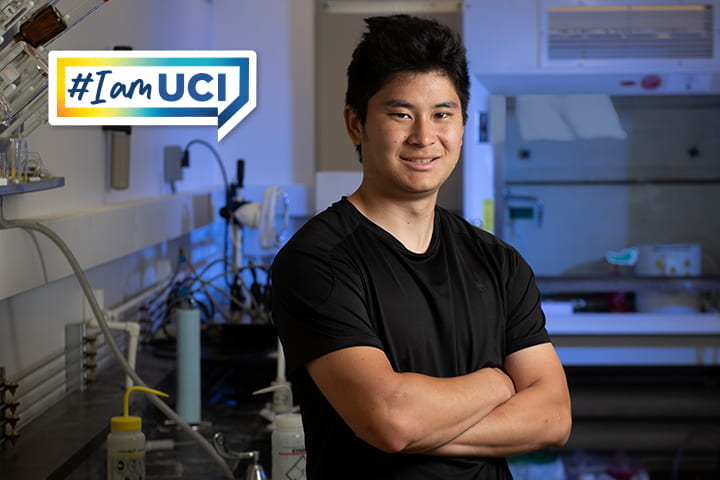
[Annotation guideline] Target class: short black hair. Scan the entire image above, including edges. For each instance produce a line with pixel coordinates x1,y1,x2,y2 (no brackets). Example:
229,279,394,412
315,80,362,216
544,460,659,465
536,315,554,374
345,14,470,127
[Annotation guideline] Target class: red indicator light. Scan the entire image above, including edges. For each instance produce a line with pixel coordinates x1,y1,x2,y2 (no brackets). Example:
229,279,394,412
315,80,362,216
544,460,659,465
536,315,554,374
640,75,662,90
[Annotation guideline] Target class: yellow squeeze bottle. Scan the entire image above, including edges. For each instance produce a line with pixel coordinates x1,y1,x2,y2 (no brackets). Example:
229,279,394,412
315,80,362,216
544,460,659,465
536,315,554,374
107,386,168,480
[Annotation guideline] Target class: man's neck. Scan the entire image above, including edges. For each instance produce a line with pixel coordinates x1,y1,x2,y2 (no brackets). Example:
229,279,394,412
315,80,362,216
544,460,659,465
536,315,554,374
347,189,437,254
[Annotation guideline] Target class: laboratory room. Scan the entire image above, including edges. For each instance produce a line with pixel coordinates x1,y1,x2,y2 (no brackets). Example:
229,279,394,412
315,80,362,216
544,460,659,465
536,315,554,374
0,0,719,479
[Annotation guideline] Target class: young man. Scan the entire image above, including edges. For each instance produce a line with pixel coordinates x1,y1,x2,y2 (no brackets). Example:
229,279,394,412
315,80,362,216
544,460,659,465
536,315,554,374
271,14,571,479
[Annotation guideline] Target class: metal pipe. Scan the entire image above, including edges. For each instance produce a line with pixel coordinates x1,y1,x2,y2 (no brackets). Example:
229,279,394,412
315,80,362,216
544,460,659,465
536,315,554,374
103,278,171,322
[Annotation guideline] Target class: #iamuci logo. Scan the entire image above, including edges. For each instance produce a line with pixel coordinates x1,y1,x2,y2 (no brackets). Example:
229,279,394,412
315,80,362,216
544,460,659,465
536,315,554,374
48,50,256,141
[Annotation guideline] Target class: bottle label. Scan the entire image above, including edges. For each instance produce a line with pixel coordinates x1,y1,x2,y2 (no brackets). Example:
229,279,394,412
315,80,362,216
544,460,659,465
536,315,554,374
108,450,145,480
274,448,307,480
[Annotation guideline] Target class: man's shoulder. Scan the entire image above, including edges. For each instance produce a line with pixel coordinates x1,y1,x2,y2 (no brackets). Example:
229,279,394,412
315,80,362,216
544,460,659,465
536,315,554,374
287,198,357,245
436,207,506,248
435,207,527,274
273,198,361,269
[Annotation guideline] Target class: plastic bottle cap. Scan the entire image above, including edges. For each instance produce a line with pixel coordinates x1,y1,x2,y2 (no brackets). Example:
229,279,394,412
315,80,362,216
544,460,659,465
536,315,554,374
275,413,303,429
111,415,142,431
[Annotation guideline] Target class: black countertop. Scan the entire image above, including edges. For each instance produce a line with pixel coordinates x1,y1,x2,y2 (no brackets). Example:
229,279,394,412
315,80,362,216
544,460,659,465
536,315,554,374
1,337,277,480
65,402,272,480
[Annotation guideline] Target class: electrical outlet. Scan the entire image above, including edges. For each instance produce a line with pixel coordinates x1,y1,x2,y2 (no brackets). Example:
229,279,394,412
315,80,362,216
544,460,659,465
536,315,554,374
164,145,184,182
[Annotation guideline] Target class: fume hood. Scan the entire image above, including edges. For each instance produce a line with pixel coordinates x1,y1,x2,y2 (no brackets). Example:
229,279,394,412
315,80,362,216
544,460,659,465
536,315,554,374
461,0,720,357
461,6,720,471
464,0,720,96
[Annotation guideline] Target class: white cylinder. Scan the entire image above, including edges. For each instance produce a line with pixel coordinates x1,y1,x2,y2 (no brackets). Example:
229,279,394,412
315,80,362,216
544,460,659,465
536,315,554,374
107,429,145,480
272,413,306,480
176,308,201,424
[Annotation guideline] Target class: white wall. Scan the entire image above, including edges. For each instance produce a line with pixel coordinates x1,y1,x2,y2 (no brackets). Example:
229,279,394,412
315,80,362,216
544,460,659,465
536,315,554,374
0,0,314,401
211,0,315,263
214,0,314,199
8,0,217,221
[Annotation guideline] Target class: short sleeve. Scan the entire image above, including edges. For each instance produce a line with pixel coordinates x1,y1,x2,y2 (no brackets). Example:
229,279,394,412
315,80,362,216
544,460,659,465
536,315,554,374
503,248,551,355
271,243,383,376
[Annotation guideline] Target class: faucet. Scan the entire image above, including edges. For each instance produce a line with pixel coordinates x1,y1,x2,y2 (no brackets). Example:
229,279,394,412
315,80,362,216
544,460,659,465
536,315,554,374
213,432,267,480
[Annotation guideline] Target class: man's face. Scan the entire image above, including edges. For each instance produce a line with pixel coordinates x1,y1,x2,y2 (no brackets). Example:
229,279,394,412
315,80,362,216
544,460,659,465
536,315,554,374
345,71,464,201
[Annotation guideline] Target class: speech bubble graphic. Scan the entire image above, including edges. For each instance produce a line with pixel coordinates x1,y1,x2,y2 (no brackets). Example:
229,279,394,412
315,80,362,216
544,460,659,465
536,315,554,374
48,50,257,141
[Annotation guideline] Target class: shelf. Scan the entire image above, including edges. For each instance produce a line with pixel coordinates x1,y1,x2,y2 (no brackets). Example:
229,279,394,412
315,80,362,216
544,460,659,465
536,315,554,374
537,276,720,294
0,177,65,196
546,312,720,336
506,178,720,186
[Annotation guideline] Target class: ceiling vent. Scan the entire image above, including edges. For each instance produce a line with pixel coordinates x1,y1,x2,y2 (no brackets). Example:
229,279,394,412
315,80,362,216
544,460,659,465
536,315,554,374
544,4,715,62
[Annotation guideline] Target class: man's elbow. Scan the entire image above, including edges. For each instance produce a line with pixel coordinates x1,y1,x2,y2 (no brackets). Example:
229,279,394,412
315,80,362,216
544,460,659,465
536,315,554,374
546,407,572,448
354,414,418,454
364,433,409,454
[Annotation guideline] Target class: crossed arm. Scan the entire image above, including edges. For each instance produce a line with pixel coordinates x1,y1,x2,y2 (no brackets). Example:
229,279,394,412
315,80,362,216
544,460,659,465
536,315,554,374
305,342,571,456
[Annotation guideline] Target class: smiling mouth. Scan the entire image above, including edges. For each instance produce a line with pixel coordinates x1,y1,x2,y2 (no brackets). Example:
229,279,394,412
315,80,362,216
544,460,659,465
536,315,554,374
403,157,436,164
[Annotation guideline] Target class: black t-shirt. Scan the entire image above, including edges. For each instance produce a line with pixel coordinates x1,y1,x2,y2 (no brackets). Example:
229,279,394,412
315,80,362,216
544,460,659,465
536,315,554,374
271,198,550,480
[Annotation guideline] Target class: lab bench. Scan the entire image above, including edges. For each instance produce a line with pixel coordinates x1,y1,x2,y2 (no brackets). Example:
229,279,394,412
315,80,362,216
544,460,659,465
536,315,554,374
65,402,271,480
0,334,277,480
538,276,720,477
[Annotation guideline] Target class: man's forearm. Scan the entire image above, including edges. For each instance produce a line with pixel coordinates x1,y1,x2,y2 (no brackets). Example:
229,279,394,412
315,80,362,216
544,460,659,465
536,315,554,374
394,367,516,453
415,379,571,457
409,344,572,458
307,346,517,454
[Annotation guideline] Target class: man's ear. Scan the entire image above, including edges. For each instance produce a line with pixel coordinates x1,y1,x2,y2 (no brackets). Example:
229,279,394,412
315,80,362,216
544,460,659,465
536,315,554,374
344,105,363,146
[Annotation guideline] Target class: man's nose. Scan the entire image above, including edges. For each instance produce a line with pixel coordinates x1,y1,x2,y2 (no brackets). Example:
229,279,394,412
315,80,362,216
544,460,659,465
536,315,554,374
407,118,436,146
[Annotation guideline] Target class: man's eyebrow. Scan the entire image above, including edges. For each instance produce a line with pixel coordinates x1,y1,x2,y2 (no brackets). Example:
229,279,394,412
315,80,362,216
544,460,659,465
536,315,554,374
384,99,414,109
383,99,459,109
435,101,459,109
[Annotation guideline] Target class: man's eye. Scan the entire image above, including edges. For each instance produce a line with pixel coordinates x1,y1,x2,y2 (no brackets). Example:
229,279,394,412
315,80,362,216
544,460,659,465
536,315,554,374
435,112,451,119
391,112,411,119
